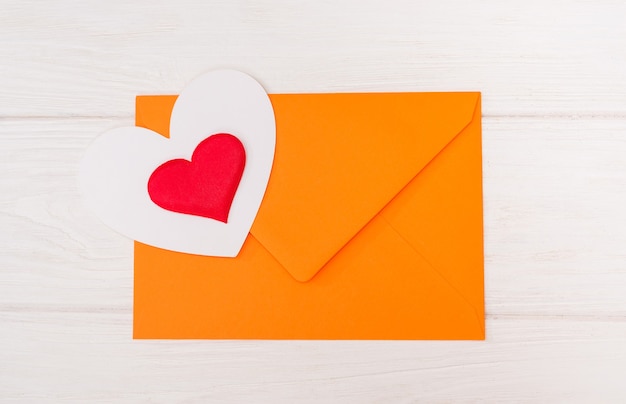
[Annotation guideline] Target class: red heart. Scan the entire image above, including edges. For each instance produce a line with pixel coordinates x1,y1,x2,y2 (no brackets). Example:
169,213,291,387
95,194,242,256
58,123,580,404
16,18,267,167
147,133,246,223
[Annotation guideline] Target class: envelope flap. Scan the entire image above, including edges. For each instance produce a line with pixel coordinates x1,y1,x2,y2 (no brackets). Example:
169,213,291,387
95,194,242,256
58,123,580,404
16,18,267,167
250,92,479,282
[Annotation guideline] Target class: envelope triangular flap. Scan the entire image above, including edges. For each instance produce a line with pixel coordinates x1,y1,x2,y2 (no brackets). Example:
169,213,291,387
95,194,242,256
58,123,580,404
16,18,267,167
250,92,479,282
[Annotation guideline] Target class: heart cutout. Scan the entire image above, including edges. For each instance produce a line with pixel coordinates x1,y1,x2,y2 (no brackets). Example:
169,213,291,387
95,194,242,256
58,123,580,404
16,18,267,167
148,133,246,223
79,70,275,257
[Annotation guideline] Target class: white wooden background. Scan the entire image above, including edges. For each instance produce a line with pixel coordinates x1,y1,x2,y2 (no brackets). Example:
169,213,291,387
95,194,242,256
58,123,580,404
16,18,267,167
2,0,626,402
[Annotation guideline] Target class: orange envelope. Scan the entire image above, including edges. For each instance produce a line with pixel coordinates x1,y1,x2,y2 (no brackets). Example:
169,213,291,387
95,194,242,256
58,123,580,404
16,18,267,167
133,92,484,339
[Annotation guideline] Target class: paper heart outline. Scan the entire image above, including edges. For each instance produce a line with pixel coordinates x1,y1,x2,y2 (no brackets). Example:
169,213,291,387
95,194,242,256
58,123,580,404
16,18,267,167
79,70,276,257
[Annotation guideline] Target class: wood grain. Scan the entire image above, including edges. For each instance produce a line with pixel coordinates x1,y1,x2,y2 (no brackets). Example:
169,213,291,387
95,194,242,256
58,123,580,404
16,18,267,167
1,0,625,117
2,0,626,401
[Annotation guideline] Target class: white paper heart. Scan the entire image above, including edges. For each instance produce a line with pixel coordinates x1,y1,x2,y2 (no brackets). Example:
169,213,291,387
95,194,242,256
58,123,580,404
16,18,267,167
79,70,276,257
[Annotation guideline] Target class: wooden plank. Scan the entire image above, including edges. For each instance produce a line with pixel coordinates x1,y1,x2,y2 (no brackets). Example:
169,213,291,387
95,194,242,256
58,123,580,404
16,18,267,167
0,0,625,117
1,116,625,315
1,312,625,402
483,116,626,317
0,118,133,308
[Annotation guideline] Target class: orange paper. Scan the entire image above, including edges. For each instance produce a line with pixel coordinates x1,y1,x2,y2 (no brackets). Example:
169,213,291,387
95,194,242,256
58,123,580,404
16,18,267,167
134,92,484,339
